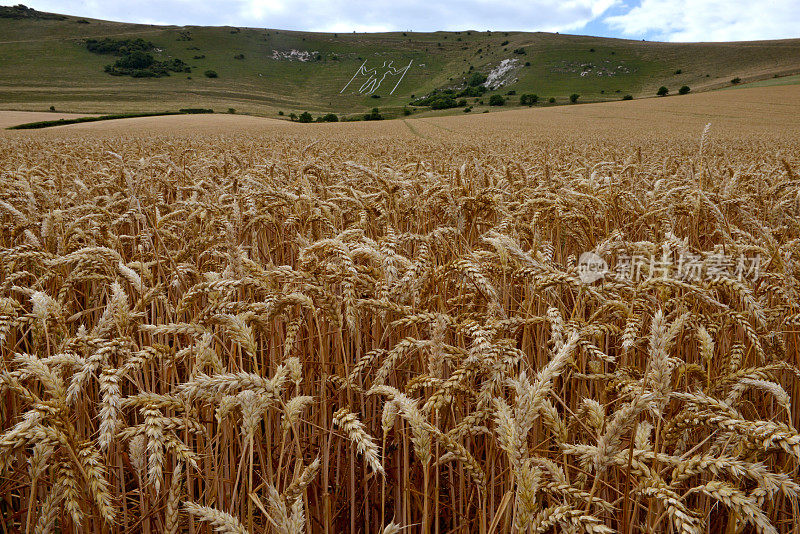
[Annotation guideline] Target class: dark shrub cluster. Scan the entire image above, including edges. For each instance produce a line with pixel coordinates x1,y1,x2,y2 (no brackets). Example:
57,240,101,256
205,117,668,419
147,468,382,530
0,4,65,19
86,38,154,55
87,38,190,78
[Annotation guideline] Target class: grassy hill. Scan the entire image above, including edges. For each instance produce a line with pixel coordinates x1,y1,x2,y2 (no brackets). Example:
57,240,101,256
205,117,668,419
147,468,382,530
2,5,800,118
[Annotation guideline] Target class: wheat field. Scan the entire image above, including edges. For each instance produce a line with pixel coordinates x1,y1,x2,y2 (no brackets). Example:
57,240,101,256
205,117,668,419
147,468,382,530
1,87,799,534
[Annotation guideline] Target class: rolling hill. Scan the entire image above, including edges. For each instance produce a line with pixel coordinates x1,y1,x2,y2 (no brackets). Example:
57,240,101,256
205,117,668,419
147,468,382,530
2,4,800,118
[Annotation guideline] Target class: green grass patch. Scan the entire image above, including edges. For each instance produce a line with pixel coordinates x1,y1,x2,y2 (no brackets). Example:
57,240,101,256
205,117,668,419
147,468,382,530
1,12,799,116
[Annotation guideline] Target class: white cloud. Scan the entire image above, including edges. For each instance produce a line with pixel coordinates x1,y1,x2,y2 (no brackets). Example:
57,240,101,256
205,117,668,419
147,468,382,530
605,0,800,42
7,0,619,33
9,0,797,41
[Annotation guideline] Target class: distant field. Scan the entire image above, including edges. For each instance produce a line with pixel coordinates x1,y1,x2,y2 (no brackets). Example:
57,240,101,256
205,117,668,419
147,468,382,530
726,73,800,89
0,110,96,128
2,9,800,117
5,83,798,141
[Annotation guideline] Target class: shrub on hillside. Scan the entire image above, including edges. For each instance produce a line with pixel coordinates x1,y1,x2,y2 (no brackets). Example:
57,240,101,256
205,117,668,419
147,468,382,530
520,93,538,106
657,86,669,96
204,70,218,78
411,92,465,110
678,85,691,95
105,55,189,77
86,38,154,55
431,97,458,109
570,93,580,103
91,38,190,78
731,77,741,84
468,73,487,87
363,107,383,121
457,86,486,98
298,111,313,123
622,94,633,100
488,95,505,106
113,50,155,70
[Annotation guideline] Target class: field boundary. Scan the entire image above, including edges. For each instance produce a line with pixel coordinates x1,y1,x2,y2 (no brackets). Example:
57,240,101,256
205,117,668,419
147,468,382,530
7,108,214,129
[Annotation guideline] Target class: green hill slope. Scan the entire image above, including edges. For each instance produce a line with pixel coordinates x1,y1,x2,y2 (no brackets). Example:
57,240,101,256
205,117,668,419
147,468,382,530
1,5,799,117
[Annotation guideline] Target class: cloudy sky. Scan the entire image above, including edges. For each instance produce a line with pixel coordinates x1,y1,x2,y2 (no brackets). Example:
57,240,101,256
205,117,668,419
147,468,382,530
4,0,799,42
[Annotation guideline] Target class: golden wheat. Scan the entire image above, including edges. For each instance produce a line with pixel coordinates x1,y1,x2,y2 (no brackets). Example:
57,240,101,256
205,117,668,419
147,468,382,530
0,121,798,534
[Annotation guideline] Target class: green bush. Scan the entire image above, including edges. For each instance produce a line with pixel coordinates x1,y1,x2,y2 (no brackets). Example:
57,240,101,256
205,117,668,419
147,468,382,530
430,97,458,110
320,113,339,122
569,93,579,103
85,38,153,55
129,69,158,78
622,94,633,100
548,97,555,103
363,108,383,121
204,70,218,78
657,86,668,96
227,108,236,114
298,111,313,123
488,95,505,106
731,77,741,84
411,92,464,110
103,51,189,77
678,85,690,95
520,94,538,106
114,50,154,70
468,72,487,87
